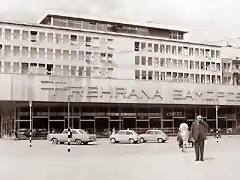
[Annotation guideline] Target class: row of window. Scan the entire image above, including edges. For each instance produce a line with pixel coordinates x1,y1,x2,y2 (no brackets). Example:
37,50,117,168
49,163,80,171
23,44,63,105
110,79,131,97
0,61,113,78
134,41,221,59
135,70,222,84
135,56,221,71
0,45,114,62
0,28,114,49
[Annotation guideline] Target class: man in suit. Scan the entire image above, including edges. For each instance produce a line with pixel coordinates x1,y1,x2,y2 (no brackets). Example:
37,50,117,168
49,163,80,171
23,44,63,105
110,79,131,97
190,115,208,161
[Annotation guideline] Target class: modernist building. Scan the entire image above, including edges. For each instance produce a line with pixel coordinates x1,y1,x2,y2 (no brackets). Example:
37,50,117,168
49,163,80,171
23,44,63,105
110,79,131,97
0,11,239,137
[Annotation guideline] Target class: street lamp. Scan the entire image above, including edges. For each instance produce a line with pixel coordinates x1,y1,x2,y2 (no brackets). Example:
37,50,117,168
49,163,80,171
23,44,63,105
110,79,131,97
29,101,32,147
215,105,220,143
67,87,72,152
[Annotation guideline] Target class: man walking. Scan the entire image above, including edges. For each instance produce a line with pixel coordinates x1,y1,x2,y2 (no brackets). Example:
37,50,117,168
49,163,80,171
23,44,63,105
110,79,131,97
190,115,208,161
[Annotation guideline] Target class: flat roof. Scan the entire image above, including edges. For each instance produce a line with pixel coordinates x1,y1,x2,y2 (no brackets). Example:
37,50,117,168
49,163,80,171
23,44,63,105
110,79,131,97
37,10,189,33
0,20,221,48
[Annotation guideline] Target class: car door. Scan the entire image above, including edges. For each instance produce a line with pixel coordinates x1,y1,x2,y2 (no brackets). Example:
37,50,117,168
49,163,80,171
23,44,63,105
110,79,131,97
59,129,68,142
145,131,154,141
115,131,126,142
71,130,78,142
153,131,161,141
126,131,133,142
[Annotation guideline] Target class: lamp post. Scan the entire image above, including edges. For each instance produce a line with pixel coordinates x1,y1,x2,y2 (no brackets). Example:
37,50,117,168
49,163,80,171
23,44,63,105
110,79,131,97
67,88,71,152
29,101,32,147
215,105,220,143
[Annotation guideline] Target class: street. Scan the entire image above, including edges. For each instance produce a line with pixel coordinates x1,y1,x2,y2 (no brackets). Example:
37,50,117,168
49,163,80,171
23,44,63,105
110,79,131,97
1,136,240,180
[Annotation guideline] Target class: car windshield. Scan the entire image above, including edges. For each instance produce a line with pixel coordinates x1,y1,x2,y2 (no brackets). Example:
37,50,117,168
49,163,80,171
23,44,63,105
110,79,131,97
132,131,138,135
78,129,88,134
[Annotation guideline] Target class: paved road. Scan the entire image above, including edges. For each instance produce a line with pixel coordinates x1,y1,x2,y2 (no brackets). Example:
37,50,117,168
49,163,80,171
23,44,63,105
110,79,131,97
1,136,240,180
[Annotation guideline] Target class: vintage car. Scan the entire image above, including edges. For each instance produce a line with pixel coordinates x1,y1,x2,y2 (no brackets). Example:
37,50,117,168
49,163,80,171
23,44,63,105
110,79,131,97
139,129,169,143
47,129,97,145
110,129,141,144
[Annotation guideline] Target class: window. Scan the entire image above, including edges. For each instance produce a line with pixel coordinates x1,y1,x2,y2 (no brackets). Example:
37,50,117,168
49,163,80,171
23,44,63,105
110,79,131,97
135,70,140,79
71,51,77,60
4,62,11,73
135,56,140,65
22,31,29,41
216,50,220,58
148,57,153,66
62,35,69,44
154,71,159,80
147,43,152,52
166,45,171,54
126,131,133,135
63,65,69,76
201,75,205,83
86,67,92,77
154,57,159,67
92,37,100,47
196,74,200,83
206,75,210,83
172,46,177,55
39,48,45,59
21,63,29,74
13,62,20,73
216,63,220,71
189,48,194,56
85,52,92,63
55,34,61,43
141,56,146,65
30,63,37,74
200,49,204,57
160,58,165,67
183,47,188,56
195,61,199,69
107,38,114,49
190,61,194,69
63,50,69,60
55,49,61,60
195,48,199,56
160,45,165,53
178,60,183,68
5,29,11,40
190,74,194,82
46,64,53,75
147,131,154,135
118,131,125,135
30,31,38,42
47,33,53,42
4,45,11,56
201,62,205,70
47,49,53,60
205,49,210,58
211,50,215,58
141,42,146,51
184,60,188,69
54,65,61,76
39,32,45,42
217,76,221,84
71,66,77,76
178,46,182,55
13,46,20,56
166,58,171,68
154,44,158,52
135,42,140,51
78,51,84,61
160,72,165,81
30,47,37,58
38,64,45,74
172,59,177,68
148,71,153,80
78,66,84,76
142,71,147,79
68,20,74,28
13,30,20,40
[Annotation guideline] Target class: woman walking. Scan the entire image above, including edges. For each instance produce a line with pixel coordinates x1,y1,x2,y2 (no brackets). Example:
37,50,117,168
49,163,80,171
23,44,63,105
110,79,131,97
179,122,189,152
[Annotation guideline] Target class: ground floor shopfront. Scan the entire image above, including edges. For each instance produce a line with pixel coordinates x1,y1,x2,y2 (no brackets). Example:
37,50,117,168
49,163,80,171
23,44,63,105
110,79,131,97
1,102,240,138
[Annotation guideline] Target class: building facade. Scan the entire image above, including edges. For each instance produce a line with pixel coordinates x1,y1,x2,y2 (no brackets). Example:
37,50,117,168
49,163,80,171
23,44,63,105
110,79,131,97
0,11,239,137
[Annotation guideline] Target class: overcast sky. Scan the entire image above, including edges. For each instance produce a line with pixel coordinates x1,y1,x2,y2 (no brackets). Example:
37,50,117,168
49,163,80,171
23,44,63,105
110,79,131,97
0,0,239,45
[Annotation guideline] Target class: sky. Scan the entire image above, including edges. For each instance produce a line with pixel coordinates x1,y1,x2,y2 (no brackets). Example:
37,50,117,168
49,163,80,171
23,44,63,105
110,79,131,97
0,0,240,46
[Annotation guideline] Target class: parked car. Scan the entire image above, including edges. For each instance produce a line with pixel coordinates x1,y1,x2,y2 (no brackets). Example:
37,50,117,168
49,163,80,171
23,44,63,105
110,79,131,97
110,129,141,144
139,129,168,143
47,129,97,145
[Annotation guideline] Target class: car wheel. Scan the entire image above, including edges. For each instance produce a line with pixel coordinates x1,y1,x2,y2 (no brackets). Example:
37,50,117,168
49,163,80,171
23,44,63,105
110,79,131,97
75,139,82,145
110,138,116,144
129,138,135,144
157,138,163,143
140,138,145,143
52,138,58,144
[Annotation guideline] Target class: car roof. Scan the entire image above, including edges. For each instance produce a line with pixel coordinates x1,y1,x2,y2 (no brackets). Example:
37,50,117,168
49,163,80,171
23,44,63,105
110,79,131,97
148,129,162,132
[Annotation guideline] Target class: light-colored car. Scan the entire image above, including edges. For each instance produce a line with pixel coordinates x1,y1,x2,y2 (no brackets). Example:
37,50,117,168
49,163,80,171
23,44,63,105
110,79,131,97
110,129,141,144
140,129,168,143
47,129,97,145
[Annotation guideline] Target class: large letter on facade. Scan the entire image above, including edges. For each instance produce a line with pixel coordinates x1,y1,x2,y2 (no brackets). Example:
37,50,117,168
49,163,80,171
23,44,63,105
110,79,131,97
173,89,184,100
151,90,163,99
86,86,99,98
100,87,113,98
127,89,141,99
115,87,126,98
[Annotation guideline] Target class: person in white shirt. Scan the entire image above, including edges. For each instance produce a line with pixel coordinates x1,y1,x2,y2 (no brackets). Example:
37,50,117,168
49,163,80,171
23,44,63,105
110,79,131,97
179,122,189,152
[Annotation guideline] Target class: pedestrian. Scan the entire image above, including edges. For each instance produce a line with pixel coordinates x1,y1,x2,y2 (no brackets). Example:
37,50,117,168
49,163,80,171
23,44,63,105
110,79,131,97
190,115,208,161
179,122,189,152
